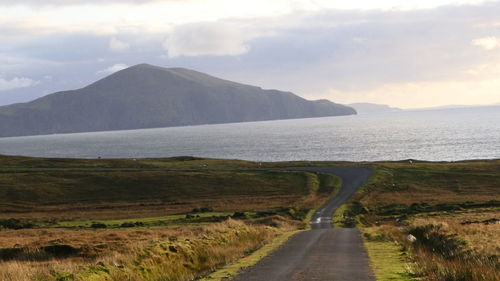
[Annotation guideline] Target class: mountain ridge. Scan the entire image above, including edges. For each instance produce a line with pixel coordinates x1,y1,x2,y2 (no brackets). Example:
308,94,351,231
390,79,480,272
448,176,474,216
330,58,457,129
0,64,356,137
348,103,402,114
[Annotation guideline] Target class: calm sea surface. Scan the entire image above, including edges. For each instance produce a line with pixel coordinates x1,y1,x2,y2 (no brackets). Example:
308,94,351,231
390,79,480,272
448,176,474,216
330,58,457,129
0,106,499,162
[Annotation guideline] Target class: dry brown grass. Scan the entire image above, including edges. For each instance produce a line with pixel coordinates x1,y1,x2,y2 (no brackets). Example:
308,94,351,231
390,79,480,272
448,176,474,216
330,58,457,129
0,218,296,281
0,227,174,250
0,155,343,281
0,155,345,281
361,161,500,208
0,194,304,220
412,210,500,257
0,167,311,220
409,248,499,281
355,161,500,281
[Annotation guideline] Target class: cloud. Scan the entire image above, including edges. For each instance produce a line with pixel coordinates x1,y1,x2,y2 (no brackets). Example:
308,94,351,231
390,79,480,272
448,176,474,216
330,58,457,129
0,76,38,91
97,63,128,75
109,37,130,52
322,77,500,109
472,36,500,50
163,22,254,57
0,0,158,6
0,0,488,10
2,1,500,108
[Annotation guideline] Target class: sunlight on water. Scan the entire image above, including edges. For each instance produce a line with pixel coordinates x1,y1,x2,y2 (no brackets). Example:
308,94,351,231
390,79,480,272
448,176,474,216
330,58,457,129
0,107,499,161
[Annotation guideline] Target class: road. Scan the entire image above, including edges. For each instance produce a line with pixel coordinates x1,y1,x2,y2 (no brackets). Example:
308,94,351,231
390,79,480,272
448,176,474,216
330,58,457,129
232,166,375,281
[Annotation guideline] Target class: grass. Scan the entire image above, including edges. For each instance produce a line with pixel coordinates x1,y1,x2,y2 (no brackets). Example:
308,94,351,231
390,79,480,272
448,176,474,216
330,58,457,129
38,212,231,228
0,155,345,281
347,160,500,281
332,203,349,227
411,209,499,257
199,229,303,281
362,238,419,281
1,155,498,281
0,219,297,281
362,161,500,209
0,155,256,170
0,170,309,205
0,168,312,220
200,173,342,279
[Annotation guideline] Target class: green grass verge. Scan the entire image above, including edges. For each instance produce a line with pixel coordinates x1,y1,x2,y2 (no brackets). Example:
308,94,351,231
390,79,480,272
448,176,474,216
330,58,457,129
332,203,348,227
200,172,342,279
199,230,303,281
41,212,232,228
303,173,342,227
362,229,419,281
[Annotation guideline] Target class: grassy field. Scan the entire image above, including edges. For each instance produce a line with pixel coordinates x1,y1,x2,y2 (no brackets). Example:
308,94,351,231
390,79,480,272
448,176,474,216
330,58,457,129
0,161,316,220
1,155,498,281
0,155,341,281
346,160,500,281
0,219,299,281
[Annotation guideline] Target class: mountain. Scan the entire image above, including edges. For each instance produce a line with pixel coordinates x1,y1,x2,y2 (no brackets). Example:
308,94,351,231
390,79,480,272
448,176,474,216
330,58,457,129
348,103,402,114
408,104,499,111
0,64,356,137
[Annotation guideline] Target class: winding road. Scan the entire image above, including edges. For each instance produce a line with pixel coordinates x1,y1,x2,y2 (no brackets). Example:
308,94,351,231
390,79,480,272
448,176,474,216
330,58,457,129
232,166,375,281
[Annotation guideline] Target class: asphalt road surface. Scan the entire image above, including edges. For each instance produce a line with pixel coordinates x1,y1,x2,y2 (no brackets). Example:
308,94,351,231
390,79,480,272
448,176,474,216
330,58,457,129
232,166,375,281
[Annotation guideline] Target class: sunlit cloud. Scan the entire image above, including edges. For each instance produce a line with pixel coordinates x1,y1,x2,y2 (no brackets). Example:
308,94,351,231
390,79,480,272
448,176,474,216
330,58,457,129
472,36,500,50
97,63,128,75
322,77,500,109
320,56,500,108
0,0,159,6
1,0,500,108
0,0,490,37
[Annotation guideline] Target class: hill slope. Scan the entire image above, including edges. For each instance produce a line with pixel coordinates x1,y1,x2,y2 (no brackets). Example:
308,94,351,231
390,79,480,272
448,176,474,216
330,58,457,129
349,103,402,114
0,64,356,137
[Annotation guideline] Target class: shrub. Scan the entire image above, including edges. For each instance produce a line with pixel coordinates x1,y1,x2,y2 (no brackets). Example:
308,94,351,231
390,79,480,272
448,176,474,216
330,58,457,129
90,223,107,229
231,212,247,219
0,218,34,230
192,207,214,213
409,224,470,260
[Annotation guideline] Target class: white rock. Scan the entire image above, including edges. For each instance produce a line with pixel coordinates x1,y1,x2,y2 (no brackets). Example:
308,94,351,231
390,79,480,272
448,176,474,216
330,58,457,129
407,234,417,243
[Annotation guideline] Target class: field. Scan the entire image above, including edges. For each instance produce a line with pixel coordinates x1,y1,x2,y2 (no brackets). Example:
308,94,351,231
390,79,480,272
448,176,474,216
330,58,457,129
0,155,315,220
0,155,340,281
1,155,498,281
348,160,500,281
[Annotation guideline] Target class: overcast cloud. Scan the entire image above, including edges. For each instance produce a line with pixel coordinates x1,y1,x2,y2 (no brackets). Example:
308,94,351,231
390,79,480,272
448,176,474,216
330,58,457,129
0,0,159,6
163,22,258,57
0,76,38,91
97,63,129,75
0,0,499,108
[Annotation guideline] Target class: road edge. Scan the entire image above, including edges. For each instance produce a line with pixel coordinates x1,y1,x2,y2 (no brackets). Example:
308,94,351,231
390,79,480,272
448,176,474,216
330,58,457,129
199,229,303,281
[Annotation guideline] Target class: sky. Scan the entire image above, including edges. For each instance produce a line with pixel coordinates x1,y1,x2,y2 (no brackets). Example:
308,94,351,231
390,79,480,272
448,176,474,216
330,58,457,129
1,0,500,109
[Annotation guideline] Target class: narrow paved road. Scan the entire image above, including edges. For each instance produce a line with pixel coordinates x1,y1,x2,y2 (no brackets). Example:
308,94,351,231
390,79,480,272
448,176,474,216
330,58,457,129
232,166,375,281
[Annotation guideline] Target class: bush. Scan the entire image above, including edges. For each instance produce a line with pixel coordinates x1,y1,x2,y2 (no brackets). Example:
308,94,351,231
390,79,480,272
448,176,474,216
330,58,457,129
255,211,278,217
231,212,246,219
0,218,34,230
192,207,214,213
120,222,145,227
91,223,107,229
350,201,369,215
409,224,470,260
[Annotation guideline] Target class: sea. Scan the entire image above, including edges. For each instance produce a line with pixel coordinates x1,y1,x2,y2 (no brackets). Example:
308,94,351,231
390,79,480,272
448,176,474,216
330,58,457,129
0,106,499,162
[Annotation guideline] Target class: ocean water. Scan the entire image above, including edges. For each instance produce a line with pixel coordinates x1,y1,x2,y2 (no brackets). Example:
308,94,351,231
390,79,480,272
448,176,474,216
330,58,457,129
0,106,499,162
